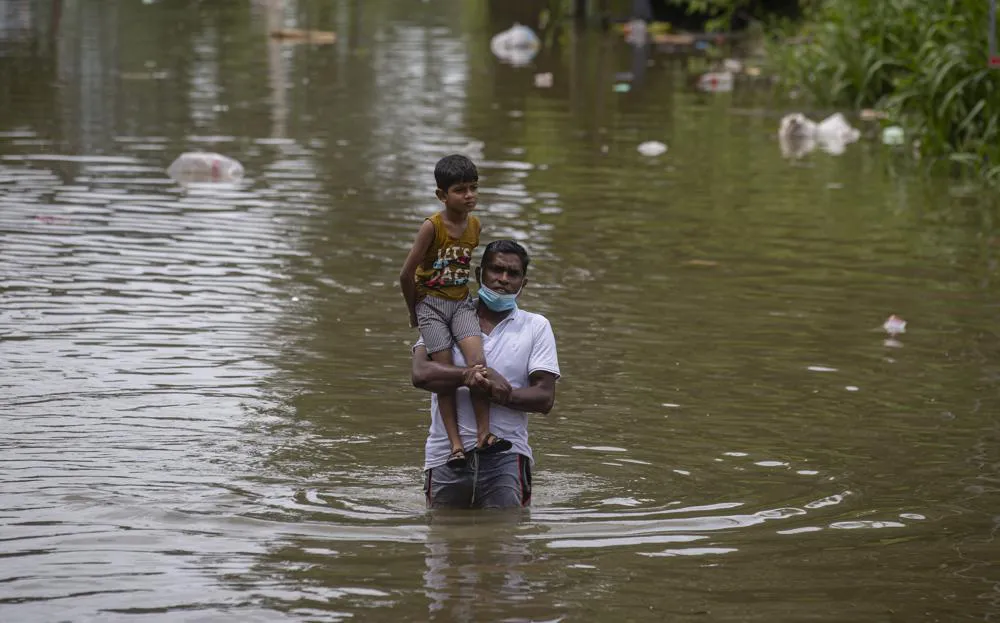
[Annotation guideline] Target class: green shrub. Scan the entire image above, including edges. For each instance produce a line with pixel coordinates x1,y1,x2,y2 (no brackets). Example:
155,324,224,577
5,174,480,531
768,0,999,182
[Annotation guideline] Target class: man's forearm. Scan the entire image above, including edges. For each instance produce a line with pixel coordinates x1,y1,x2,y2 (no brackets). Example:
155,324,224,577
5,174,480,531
413,359,467,394
502,384,554,414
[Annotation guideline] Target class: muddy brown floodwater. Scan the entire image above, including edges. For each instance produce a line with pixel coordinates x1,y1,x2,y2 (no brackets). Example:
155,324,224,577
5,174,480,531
1,1,998,621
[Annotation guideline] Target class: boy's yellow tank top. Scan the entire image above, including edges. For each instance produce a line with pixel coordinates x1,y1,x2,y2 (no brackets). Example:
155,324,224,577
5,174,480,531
415,212,481,301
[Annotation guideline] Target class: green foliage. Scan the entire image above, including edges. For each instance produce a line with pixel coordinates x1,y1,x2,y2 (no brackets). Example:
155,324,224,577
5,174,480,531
768,0,1000,182
667,0,751,31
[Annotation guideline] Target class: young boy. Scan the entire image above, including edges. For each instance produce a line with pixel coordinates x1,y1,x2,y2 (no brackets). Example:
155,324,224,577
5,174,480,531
399,154,511,468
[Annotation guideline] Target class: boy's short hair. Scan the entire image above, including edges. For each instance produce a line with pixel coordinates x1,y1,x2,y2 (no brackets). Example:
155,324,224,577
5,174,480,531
434,154,478,191
481,240,530,275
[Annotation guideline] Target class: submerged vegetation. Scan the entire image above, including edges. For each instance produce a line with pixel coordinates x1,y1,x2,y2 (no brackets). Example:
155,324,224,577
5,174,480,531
766,0,999,183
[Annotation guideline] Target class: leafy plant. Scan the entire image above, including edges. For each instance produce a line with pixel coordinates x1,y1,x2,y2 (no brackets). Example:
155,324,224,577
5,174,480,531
768,0,999,183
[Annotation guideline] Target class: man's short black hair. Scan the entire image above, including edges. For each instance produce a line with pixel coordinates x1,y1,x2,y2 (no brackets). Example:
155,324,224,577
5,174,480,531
481,240,530,274
434,154,478,191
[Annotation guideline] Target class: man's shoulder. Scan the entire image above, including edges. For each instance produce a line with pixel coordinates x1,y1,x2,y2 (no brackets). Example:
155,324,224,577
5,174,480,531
513,308,552,332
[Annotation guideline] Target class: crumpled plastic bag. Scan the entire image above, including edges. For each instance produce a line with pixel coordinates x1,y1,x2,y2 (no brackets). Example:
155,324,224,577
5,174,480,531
167,152,244,184
490,23,540,66
778,112,860,158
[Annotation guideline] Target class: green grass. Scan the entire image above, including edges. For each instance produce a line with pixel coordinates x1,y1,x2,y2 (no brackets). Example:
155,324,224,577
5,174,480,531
767,0,1000,184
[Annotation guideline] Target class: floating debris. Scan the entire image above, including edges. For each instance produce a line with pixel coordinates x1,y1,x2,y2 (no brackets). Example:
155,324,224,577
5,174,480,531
778,112,860,158
778,113,817,158
860,109,889,121
166,152,244,184
613,82,631,93
490,23,540,66
882,126,905,146
533,72,553,88
637,141,667,157
624,19,647,46
697,71,733,93
882,314,907,336
270,29,337,45
815,113,861,155
722,58,743,73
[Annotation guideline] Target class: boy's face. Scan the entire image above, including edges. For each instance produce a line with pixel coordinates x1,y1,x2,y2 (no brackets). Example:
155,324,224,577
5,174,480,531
436,180,478,213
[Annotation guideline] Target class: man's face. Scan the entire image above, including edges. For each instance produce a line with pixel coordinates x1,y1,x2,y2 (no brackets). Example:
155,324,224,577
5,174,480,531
479,252,526,294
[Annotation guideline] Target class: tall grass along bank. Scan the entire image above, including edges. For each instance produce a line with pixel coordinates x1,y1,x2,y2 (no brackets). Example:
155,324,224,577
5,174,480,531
768,0,999,183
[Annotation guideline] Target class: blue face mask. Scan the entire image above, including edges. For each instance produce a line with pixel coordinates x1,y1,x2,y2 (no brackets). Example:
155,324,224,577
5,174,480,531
478,283,520,312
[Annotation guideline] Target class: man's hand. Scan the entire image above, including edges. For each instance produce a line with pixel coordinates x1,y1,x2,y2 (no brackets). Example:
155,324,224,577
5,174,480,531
484,367,512,405
462,365,488,390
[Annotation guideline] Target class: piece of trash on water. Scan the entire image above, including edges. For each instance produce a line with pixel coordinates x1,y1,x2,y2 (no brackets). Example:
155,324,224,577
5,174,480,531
270,29,337,45
807,365,838,372
533,72,553,88
815,113,861,155
722,58,743,73
697,71,733,93
637,141,667,157
882,314,906,336
859,109,888,121
778,113,817,158
881,126,905,146
167,152,244,184
624,19,647,46
652,32,696,46
612,82,631,93
845,386,859,392
490,23,540,66
778,112,860,158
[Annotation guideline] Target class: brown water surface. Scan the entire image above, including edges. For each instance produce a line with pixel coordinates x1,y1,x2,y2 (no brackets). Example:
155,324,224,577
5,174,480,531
1,1,999,621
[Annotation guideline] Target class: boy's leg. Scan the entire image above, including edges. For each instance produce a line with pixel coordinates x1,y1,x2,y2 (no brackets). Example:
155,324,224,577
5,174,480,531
428,348,466,464
416,298,467,465
454,334,493,448
452,300,510,454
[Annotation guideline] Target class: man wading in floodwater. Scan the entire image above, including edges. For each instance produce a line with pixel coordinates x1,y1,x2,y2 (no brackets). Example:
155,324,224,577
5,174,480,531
411,240,560,509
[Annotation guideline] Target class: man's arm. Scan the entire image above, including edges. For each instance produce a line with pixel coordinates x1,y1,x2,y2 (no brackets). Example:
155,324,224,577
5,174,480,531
496,370,557,414
411,344,483,393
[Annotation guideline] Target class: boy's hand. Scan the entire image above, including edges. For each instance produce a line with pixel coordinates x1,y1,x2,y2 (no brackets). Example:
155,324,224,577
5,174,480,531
462,365,489,390
409,314,419,329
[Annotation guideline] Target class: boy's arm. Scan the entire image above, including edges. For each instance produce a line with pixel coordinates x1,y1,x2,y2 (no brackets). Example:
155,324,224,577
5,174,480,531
399,220,436,327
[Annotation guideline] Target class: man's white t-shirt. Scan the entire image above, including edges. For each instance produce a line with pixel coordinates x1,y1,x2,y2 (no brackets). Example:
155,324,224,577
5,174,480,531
417,306,560,470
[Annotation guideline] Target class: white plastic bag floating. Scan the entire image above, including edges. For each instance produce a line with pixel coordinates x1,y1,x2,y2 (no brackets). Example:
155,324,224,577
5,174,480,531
534,72,553,88
490,23,540,66
167,152,244,183
815,113,861,155
778,112,860,158
778,113,817,158
637,141,667,157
